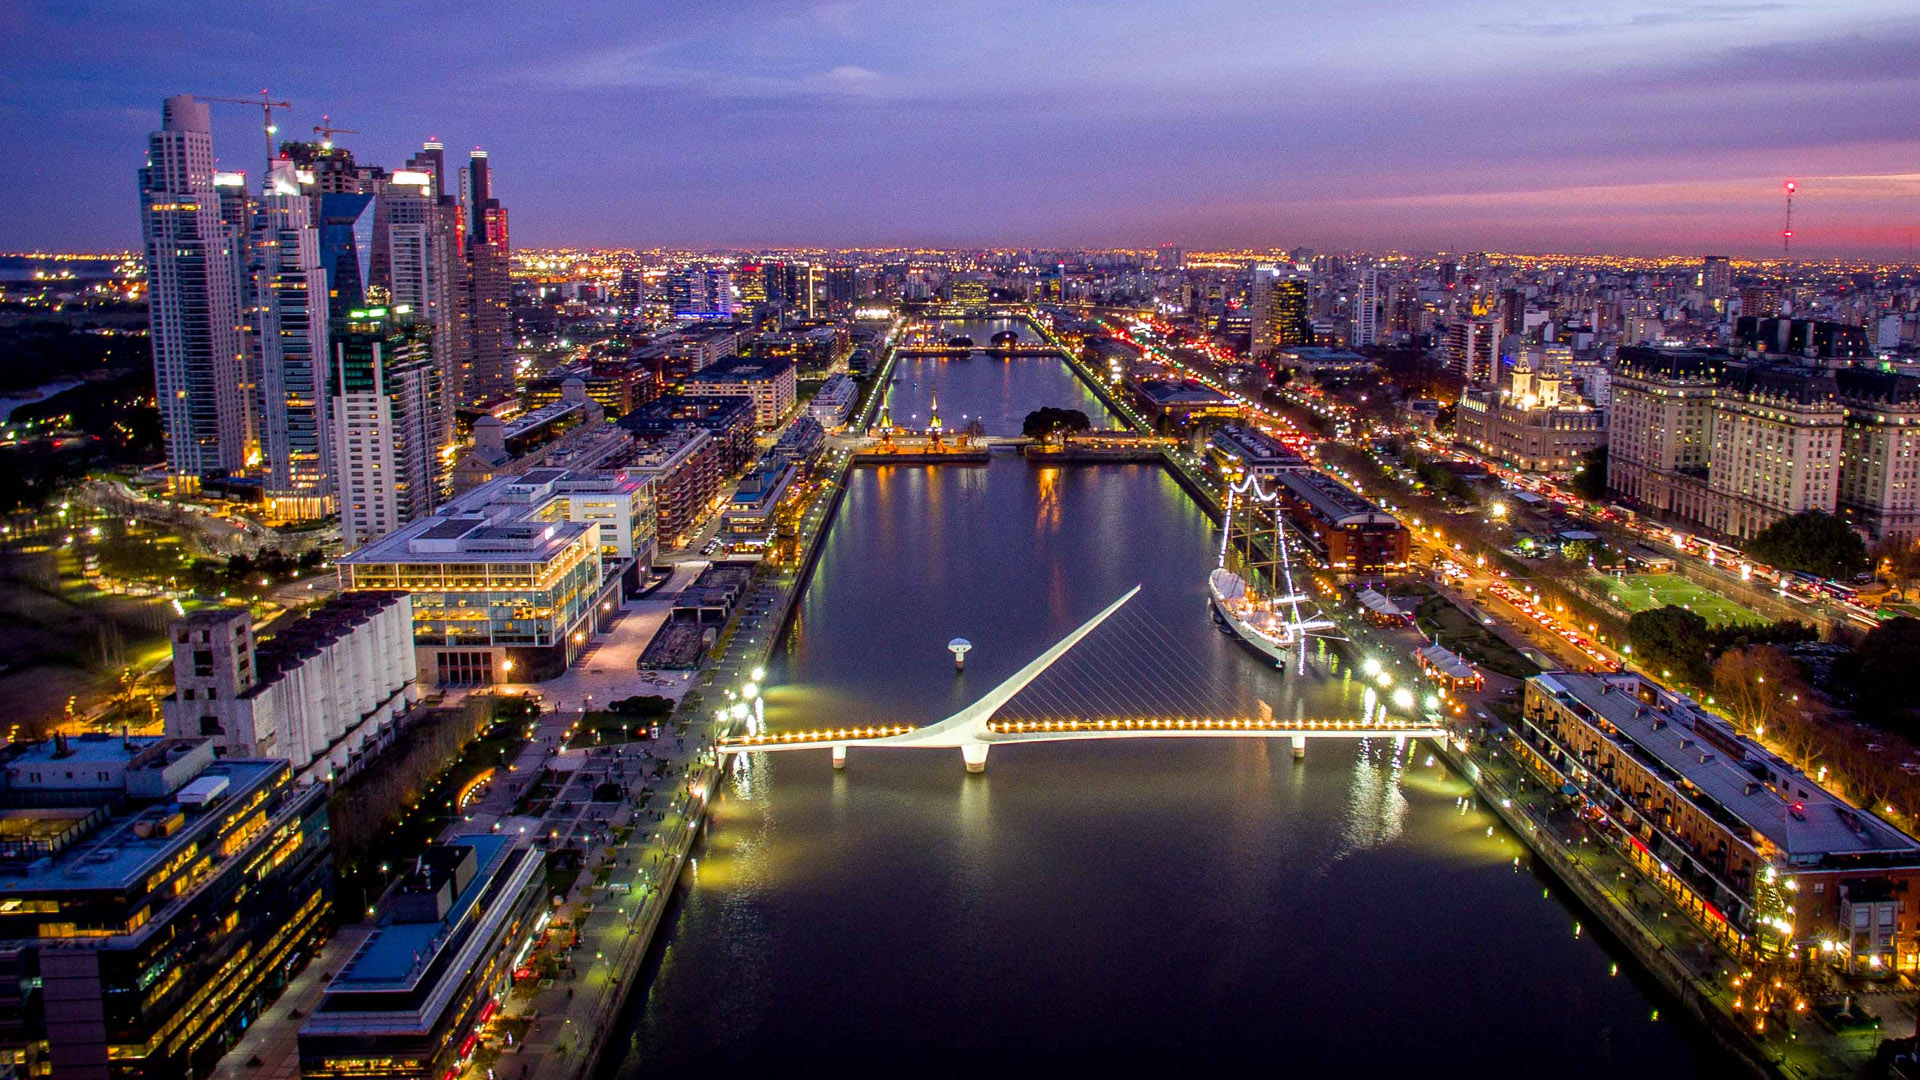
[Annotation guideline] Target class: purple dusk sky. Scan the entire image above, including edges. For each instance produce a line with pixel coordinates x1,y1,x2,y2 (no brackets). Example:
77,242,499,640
3,0,1918,256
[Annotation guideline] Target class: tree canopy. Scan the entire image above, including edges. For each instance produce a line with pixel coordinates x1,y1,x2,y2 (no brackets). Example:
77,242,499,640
1627,605,1713,684
1836,616,1920,714
1745,511,1869,580
1569,445,1608,501
1626,604,1815,687
1021,407,1092,440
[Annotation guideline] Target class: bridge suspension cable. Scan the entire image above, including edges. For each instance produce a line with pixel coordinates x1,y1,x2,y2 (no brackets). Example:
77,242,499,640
993,600,1265,726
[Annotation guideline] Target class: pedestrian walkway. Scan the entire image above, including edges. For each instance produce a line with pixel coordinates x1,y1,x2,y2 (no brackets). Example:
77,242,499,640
209,925,371,1080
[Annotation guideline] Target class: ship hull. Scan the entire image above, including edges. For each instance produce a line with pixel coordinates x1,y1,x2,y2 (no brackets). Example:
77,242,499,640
1208,573,1295,669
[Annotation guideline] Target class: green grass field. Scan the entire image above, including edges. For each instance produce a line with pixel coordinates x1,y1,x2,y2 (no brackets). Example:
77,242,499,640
1590,572,1760,627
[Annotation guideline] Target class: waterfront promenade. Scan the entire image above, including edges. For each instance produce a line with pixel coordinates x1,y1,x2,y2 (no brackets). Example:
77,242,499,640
503,446,859,1080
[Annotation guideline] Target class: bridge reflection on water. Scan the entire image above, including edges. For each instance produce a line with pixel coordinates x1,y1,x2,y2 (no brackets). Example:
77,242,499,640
610,332,1719,1080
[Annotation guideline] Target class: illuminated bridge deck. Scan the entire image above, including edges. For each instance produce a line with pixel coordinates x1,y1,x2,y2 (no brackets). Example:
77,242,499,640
713,585,1451,773
718,715,1446,753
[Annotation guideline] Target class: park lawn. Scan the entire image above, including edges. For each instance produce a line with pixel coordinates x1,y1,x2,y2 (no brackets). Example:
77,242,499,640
1590,571,1760,627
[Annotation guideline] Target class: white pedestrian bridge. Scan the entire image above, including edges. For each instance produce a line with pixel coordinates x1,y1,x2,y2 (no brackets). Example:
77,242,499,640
718,586,1448,773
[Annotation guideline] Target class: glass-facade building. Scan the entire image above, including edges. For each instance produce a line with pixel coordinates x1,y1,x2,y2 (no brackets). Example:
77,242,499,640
0,737,330,1080
337,469,653,684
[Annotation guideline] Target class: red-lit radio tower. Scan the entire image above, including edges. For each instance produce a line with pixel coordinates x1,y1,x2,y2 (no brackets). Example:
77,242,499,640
1782,179,1796,259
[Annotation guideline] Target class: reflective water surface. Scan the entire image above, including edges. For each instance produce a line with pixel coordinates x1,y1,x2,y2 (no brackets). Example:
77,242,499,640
605,329,1719,1078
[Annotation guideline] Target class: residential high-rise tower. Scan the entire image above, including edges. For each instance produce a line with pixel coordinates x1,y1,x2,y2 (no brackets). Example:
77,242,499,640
1352,266,1380,348
140,95,248,488
461,150,513,404
332,307,443,547
250,162,334,518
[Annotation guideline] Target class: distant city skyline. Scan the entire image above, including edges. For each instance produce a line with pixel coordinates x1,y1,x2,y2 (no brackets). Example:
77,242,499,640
5,0,1920,255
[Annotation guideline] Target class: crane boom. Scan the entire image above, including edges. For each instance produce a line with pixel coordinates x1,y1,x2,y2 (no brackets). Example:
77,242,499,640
312,114,358,148
196,90,291,184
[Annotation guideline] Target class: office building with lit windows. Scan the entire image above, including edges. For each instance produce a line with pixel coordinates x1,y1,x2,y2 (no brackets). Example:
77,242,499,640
1607,348,1920,541
1704,361,1842,540
682,354,796,428
298,835,544,1080
250,162,335,519
1835,368,1920,542
0,736,330,1080
1249,265,1311,358
337,468,653,685
1606,346,1723,523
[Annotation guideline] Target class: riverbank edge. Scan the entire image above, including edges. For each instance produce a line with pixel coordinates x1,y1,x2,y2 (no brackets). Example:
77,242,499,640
1040,316,1796,1079
1428,735,1790,1080
586,320,1781,1080
570,448,860,1080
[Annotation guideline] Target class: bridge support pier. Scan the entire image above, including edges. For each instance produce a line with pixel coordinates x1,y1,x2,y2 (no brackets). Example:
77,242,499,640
962,743,989,774
832,744,847,770
1291,735,1306,760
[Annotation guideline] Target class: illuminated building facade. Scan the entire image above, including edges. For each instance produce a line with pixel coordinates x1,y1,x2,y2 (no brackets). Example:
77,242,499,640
1270,470,1409,573
377,156,464,442
1835,368,1920,542
1444,317,1500,383
1705,362,1842,540
461,150,513,404
250,163,335,518
298,835,544,1080
140,95,248,489
1249,265,1310,358
682,354,797,427
1518,672,1920,974
160,592,419,784
332,307,443,548
0,737,330,1080
1454,358,1606,473
337,469,650,684
1607,346,1722,522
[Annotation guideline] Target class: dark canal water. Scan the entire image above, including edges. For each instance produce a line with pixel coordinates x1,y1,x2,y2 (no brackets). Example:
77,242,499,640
604,323,1720,1078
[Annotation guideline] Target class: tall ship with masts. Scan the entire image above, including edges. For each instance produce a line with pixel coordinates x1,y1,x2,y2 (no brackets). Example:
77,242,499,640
1209,478,1340,673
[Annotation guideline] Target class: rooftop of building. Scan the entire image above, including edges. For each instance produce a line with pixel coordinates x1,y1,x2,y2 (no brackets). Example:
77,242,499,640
1273,469,1397,526
0,740,285,895
1719,360,1840,406
619,393,756,435
1209,424,1306,464
326,833,521,994
1533,671,1920,863
1135,378,1236,406
1834,366,1920,407
1613,345,1729,381
495,397,590,442
340,471,647,565
685,354,795,383
1273,346,1373,366
247,591,410,692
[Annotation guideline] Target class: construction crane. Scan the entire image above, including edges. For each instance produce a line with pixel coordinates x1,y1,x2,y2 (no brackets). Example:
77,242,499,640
312,114,358,150
197,89,291,182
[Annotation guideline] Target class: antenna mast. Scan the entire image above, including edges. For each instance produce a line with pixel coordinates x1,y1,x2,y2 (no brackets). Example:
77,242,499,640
1783,179,1796,259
